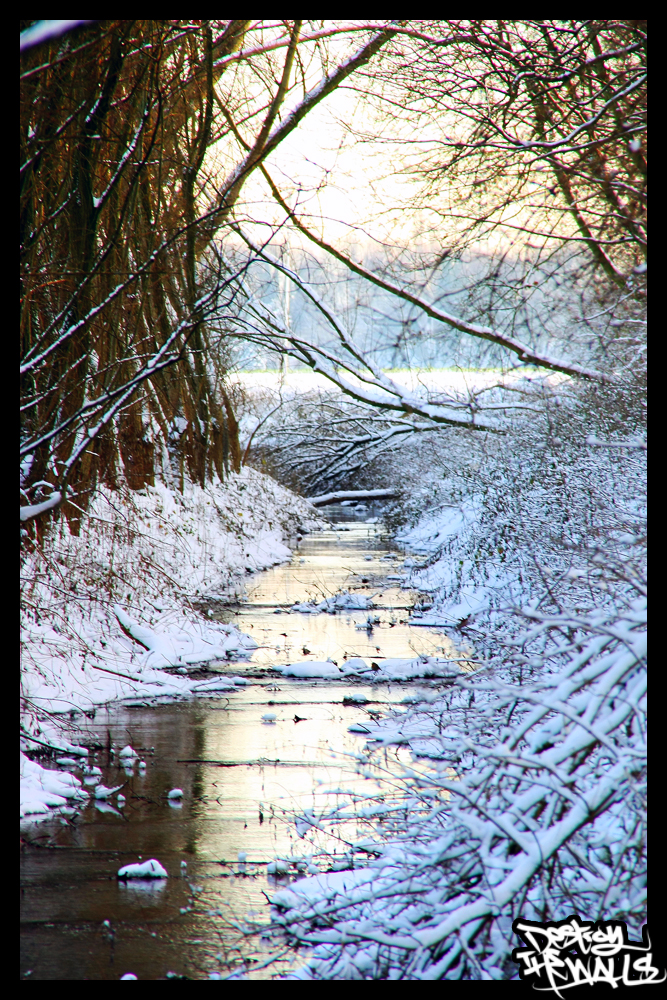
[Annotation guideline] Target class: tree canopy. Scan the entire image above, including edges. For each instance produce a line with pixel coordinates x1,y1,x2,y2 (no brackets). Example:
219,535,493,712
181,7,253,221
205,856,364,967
20,20,646,529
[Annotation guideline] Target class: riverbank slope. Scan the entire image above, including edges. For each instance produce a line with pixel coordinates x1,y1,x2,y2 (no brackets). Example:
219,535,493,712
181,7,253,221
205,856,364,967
21,468,324,820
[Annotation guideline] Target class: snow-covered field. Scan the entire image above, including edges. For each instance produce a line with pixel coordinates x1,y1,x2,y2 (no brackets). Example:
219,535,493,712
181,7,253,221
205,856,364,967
20,467,324,822
236,368,566,405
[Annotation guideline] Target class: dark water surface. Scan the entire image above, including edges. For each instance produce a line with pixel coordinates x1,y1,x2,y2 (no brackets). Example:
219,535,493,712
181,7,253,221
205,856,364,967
20,507,457,980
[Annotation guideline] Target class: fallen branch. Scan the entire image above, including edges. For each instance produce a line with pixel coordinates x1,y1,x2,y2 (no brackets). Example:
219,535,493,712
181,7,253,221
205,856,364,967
307,489,398,507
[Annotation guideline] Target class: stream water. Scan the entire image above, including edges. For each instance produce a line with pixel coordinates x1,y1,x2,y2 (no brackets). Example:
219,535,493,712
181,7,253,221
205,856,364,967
20,506,459,980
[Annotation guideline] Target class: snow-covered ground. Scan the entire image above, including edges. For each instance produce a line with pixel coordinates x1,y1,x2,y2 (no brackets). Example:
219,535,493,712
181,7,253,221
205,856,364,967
236,368,565,398
257,396,647,980
20,467,324,822
20,384,646,979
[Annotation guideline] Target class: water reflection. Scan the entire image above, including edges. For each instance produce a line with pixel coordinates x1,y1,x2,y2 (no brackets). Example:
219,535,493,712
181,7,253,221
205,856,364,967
215,516,460,670
21,507,460,980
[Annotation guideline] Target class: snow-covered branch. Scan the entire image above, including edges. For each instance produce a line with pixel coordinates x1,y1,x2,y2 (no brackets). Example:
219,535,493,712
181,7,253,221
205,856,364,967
260,169,611,382
308,489,398,507
231,232,507,431
20,20,96,52
268,594,646,980
205,25,398,227
20,492,62,522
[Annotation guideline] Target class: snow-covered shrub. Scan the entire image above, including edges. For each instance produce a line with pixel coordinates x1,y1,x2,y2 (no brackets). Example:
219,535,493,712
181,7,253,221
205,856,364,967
384,372,646,625
259,372,646,979
270,591,646,980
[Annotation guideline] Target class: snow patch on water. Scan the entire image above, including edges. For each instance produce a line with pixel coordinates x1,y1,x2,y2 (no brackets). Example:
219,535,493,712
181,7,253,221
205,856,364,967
117,859,168,879
277,656,459,681
290,591,374,614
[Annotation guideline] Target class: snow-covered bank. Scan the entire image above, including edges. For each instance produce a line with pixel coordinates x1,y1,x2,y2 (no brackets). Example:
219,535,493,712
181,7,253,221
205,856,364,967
20,751,89,820
259,388,647,980
271,597,647,981
20,468,324,821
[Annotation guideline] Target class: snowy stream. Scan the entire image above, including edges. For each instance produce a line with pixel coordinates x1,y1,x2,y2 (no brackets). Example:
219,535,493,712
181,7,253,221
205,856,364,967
20,506,461,980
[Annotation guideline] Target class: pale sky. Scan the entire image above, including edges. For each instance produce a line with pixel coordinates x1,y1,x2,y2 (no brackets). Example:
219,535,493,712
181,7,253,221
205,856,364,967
209,30,427,255
207,25,564,268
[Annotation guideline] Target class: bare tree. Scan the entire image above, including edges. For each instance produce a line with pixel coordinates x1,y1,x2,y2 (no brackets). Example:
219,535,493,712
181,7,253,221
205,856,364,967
20,19,398,530
22,21,646,530
365,21,646,275
213,20,645,484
